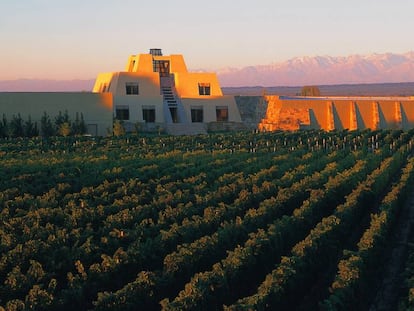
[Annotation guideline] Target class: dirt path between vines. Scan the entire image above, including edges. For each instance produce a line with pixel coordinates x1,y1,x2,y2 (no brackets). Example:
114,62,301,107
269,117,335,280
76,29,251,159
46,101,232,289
369,189,414,310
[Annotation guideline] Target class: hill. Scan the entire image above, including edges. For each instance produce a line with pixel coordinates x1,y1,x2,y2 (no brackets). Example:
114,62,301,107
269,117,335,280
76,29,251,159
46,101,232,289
223,82,414,96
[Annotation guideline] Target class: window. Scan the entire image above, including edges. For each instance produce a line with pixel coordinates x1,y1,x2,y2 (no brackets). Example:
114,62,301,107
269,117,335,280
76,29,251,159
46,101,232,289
153,60,170,77
125,82,139,95
191,106,203,123
116,105,130,120
198,83,211,96
216,106,229,122
142,106,156,123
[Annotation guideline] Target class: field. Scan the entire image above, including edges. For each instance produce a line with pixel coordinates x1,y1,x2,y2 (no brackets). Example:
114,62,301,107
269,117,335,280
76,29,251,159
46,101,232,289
2,130,414,310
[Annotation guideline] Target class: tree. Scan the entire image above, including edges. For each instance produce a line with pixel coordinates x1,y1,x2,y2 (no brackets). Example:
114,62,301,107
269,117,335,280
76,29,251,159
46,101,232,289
10,114,24,138
27,260,45,284
25,285,53,310
0,114,8,138
59,122,71,137
301,86,321,96
4,266,28,292
79,113,87,135
25,116,39,137
55,110,70,131
4,299,25,311
113,119,125,136
41,112,55,137
72,112,87,136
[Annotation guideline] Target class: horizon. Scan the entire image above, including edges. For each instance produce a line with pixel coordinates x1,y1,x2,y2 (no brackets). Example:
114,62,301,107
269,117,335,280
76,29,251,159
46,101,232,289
0,49,413,80
1,0,414,81
1,51,414,91
2,79,414,96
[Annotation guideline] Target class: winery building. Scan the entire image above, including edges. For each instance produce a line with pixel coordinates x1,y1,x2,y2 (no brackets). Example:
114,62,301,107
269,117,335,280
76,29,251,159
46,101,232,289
0,49,243,136
93,48,242,135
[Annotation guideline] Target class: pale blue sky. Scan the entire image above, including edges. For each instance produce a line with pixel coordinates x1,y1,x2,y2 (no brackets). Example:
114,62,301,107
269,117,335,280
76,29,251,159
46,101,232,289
1,0,413,79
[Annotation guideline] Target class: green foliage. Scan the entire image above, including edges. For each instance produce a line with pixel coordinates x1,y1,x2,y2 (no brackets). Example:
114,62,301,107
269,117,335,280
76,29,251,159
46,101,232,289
0,114,39,138
54,110,70,130
40,112,54,138
0,130,413,310
24,116,39,138
301,85,321,96
0,114,8,138
71,112,87,136
9,114,24,138
113,119,125,136
25,285,53,310
59,122,71,137
0,111,88,138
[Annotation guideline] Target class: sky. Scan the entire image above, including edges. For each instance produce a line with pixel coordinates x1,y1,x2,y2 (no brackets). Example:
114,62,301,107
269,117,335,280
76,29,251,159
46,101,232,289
1,0,413,80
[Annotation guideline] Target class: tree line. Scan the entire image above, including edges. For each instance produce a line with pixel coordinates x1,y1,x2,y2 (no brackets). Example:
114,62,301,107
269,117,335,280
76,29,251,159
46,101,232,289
0,111,87,138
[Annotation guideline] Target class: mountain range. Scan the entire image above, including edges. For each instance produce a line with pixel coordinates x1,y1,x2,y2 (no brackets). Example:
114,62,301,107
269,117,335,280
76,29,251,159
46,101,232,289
1,52,413,91
216,51,414,87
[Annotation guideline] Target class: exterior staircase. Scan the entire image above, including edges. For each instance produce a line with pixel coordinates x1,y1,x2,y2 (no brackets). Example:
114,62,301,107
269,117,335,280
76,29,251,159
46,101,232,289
161,85,175,123
160,76,207,135
160,77,187,124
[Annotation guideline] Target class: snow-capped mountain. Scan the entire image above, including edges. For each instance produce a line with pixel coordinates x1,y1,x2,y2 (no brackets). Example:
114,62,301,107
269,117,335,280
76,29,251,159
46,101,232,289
217,52,414,87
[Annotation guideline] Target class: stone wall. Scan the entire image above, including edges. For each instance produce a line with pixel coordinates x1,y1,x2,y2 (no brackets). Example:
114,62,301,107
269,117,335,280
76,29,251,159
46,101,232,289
259,107,311,131
234,96,268,129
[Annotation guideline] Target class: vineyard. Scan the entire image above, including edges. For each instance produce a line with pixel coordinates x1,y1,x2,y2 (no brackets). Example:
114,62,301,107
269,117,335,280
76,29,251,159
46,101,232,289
2,130,414,310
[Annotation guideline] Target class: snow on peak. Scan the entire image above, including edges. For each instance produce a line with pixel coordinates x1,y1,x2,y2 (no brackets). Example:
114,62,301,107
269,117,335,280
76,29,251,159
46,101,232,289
217,51,414,87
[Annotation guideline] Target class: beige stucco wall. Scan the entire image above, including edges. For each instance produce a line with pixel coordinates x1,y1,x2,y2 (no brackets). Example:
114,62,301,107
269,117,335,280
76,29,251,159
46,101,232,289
0,92,113,136
354,101,374,129
282,97,414,129
175,72,223,97
126,54,153,72
181,96,242,123
92,73,114,93
272,97,329,129
377,101,397,129
168,55,188,73
331,101,352,130
255,96,414,131
94,72,161,96
112,72,160,96
113,95,164,123
94,71,165,125
401,101,414,129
